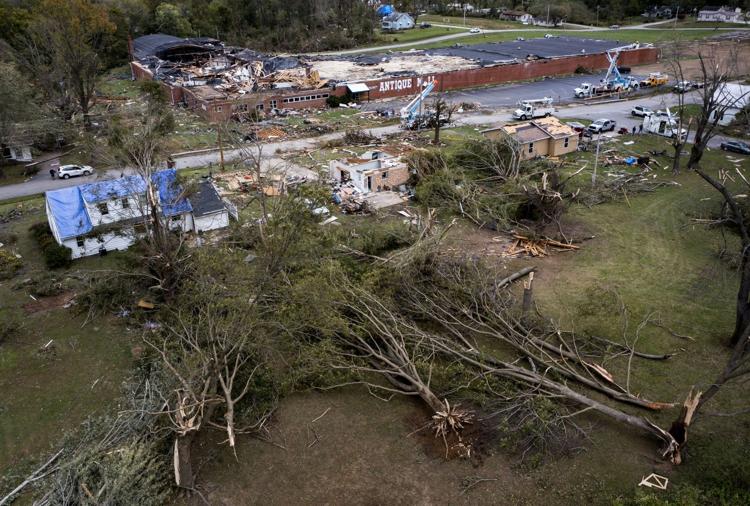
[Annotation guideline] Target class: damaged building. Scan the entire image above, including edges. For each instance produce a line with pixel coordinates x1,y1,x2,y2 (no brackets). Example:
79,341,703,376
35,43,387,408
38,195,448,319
330,149,409,194
130,34,659,122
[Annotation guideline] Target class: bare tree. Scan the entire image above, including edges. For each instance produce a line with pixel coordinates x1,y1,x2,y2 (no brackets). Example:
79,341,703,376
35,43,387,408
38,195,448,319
687,44,749,170
430,97,459,145
666,50,694,175
147,300,274,489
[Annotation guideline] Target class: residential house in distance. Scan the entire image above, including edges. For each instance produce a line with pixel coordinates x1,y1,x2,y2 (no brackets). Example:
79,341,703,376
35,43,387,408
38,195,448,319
481,116,579,160
499,10,533,24
447,3,475,12
45,171,230,259
329,149,409,193
641,6,673,19
697,6,744,23
2,144,32,163
382,12,415,31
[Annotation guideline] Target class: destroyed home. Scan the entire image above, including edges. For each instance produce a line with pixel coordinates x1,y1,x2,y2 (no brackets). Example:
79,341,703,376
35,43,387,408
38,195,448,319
482,116,579,160
45,171,229,258
330,149,409,193
499,10,533,23
381,12,415,31
129,34,659,122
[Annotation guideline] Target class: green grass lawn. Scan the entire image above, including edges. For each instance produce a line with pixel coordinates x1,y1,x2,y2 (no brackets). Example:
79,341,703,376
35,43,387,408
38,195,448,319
371,25,466,46
0,199,139,476
417,14,524,30
0,164,39,187
413,28,724,50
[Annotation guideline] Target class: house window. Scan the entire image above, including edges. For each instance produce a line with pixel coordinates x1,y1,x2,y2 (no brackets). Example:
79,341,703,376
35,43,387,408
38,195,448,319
76,236,84,247
97,202,109,215
528,142,534,154
215,106,223,112
270,100,277,108
256,103,264,111
121,198,130,209
564,137,569,148
171,216,181,222
382,171,388,179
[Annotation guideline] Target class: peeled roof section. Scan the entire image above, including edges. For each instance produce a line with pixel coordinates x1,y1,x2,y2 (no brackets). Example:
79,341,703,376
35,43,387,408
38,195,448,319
79,175,147,204
152,169,193,217
46,187,92,240
190,180,226,217
132,34,222,61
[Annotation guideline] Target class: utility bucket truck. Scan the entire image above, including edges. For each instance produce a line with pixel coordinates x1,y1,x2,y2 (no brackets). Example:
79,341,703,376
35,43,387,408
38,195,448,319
574,45,641,98
512,97,555,120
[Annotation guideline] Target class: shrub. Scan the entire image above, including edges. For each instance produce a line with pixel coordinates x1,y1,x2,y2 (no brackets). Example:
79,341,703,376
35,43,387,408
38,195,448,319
29,222,72,269
0,249,23,280
0,314,21,344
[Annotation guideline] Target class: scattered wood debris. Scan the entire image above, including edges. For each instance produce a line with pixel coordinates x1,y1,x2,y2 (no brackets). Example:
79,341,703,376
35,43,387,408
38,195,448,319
504,234,580,258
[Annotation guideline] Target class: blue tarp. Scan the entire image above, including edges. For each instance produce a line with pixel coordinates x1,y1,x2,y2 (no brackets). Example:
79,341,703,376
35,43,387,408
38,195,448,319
152,169,192,217
79,175,147,203
376,4,394,17
46,186,93,240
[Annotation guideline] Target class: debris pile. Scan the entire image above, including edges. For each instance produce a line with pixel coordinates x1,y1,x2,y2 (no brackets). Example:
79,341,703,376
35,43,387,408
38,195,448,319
504,234,580,258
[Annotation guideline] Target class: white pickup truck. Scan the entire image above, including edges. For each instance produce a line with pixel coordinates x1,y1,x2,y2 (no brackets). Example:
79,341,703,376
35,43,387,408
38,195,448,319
512,98,555,120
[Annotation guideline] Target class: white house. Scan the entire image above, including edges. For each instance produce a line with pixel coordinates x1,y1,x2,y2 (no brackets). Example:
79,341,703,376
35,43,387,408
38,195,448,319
709,82,750,126
499,10,534,24
382,12,415,31
45,171,230,259
2,144,32,162
697,6,744,23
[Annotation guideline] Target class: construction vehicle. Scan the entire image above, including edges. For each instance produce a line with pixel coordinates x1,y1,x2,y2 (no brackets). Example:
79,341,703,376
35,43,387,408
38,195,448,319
574,45,641,99
512,97,555,120
642,108,687,140
640,72,669,88
400,80,436,129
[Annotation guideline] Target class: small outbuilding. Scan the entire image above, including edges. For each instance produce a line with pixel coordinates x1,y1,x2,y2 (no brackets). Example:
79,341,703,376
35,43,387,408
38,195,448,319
481,116,579,160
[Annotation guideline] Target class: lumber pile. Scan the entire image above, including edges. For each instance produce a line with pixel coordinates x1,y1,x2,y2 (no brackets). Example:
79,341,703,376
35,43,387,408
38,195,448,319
504,234,580,258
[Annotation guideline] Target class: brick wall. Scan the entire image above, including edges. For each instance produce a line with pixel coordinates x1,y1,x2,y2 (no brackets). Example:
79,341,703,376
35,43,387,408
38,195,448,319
337,47,660,100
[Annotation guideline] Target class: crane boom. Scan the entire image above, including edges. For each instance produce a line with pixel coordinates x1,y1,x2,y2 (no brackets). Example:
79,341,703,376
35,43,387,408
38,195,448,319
400,80,436,128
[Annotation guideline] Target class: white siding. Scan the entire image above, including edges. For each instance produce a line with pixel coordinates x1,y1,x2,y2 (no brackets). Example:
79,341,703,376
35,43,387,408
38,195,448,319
194,211,229,232
64,229,138,259
84,195,148,226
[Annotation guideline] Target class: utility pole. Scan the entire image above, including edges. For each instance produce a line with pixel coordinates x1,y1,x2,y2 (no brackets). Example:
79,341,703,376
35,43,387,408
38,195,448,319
674,5,680,29
595,4,600,27
217,124,225,171
546,4,550,26
592,133,602,187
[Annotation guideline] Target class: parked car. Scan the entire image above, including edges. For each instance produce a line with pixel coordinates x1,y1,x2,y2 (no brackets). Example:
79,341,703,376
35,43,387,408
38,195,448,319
609,24,621,29
587,119,616,134
673,81,693,93
469,27,481,33
56,164,94,179
720,140,750,155
692,81,705,89
419,22,431,28
631,105,654,117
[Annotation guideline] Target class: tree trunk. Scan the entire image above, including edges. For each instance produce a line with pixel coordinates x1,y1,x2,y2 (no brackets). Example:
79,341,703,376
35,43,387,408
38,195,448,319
173,433,195,489
672,143,682,175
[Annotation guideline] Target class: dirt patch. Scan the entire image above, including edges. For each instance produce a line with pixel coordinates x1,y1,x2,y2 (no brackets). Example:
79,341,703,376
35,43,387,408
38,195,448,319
22,291,76,314
637,40,750,79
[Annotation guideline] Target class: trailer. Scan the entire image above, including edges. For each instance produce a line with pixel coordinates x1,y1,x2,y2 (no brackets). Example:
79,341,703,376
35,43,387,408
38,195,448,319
642,109,687,139
512,97,555,120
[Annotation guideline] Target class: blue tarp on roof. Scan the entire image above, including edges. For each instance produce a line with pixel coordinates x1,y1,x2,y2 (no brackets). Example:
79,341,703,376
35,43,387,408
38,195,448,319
46,187,93,240
152,169,192,217
79,175,147,204
376,5,394,17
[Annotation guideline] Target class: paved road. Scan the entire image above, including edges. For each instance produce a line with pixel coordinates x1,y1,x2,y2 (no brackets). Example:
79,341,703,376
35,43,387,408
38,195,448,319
0,89,739,202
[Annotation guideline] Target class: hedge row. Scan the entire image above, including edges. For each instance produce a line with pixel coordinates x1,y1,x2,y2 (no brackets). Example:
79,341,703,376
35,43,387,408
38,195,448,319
29,222,72,269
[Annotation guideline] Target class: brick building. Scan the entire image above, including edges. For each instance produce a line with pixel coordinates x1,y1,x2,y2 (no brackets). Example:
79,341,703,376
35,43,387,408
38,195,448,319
130,34,659,123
